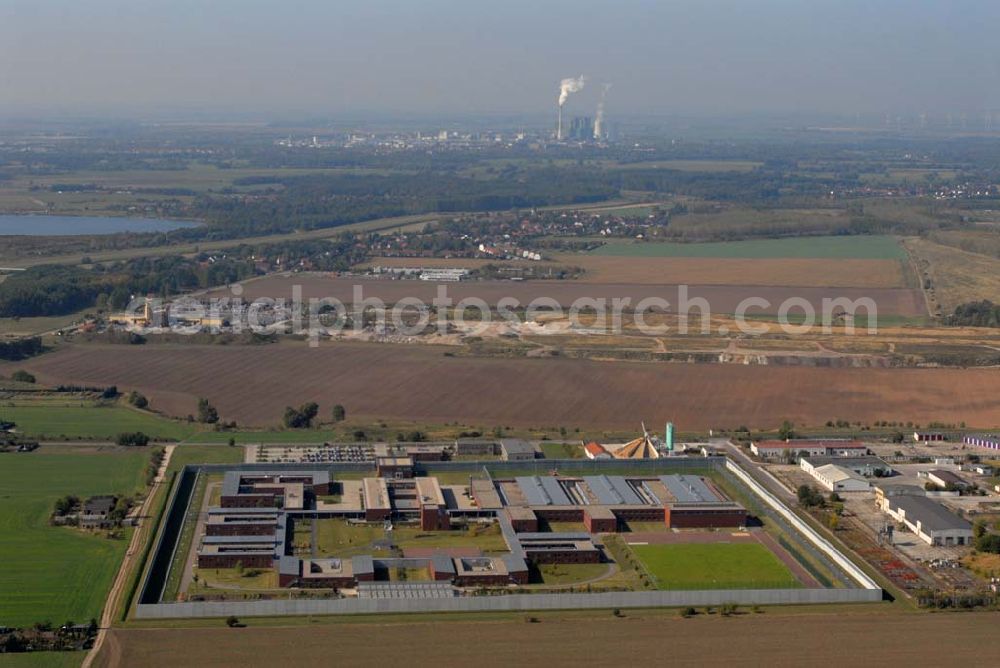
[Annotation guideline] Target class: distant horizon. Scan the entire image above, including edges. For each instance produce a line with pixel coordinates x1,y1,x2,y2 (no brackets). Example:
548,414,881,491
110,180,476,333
3,1,1000,120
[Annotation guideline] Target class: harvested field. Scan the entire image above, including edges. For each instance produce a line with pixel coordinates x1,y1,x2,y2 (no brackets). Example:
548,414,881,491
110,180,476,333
905,237,1000,313
209,275,925,316
591,234,904,259
551,255,907,288
95,611,1000,667
6,343,1000,430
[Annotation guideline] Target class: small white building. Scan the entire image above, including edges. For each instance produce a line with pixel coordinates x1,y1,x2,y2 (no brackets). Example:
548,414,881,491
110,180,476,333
800,455,892,478
809,464,870,492
750,439,868,459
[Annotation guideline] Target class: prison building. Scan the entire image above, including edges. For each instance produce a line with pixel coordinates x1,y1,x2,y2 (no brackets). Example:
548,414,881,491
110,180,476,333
415,477,450,531
196,524,287,569
450,555,530,586
583,505,617,533
204,507,282,536
429,554,457,582
403,444,449,461
506,506,539,533
469,478,504,511
362,477,392,521
493,474,746,530
376,456,414,479
515,532,602,564
220,471,331,509
279,555,376,589
913,431,947,443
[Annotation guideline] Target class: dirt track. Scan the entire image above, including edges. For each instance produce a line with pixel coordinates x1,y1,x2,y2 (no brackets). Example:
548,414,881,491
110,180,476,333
7,342,1000,430
95,609,1000,667
83,444,175,668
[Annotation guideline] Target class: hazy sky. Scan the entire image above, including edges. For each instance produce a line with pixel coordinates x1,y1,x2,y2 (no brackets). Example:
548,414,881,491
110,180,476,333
2,0,999,119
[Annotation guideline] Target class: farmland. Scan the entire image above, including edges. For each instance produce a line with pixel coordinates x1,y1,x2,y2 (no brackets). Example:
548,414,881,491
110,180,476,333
630,542,800,590
95,611,1000,667
590,235,905,259
0,399,199,441
6,342,1000,431
905,237,1000,313
0,451,148,627
555,256,907,288
208,275,924,316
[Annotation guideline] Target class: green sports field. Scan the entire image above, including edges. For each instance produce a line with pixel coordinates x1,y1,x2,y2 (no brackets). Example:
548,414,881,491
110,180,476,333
0,403,199,441
630,542,801,590
590,235,904,259
0,452,148,627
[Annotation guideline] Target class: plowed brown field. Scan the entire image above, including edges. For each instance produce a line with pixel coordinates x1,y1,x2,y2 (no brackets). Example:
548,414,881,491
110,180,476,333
8,343,998,430
93,610,1000,667
209,276,924,316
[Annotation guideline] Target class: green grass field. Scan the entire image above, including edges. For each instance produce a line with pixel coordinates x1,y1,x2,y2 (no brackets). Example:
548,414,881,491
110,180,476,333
591,235,904,259
303,520,509,559
540,442,583,459
0,452,148,627
536,562,609,585
630,542,801,590
0,403,200,441
0,652,86,667
166,444,246,473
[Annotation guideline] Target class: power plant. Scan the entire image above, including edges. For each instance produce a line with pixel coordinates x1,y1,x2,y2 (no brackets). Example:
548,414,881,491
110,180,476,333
556,75,585,140
555,76,610,142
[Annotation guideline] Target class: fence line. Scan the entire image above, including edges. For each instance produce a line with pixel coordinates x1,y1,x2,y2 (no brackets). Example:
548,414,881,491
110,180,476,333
135,587,881,619
724,459,881,591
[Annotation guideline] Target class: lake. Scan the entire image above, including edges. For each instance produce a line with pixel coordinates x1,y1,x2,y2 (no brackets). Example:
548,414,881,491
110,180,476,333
0,215,200,236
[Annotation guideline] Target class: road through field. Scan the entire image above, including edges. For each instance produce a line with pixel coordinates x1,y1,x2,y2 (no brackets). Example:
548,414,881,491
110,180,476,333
82,444,175,668
94,609,1000,667
7,343,1000,431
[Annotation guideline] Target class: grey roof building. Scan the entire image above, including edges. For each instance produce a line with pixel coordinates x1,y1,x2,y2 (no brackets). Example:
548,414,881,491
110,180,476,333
881,494,973,547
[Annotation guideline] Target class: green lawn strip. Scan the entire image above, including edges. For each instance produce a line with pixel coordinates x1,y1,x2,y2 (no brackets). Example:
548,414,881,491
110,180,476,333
630,543,801,590
0,651,87,667
166,445,245,473
0,452,147,627
591,235,904,259
117,470,176,622
160,472,210,602
0,403,199,441
536,562,610,586
540,442,583,459
180,430,340,445
310,520,508,559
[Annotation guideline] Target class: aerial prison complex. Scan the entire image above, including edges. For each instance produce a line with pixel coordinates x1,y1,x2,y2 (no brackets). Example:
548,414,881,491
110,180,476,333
196,468,747,590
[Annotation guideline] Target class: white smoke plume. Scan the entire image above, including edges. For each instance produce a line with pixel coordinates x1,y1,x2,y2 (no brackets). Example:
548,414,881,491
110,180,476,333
594,83,612,138
558,75,586,107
